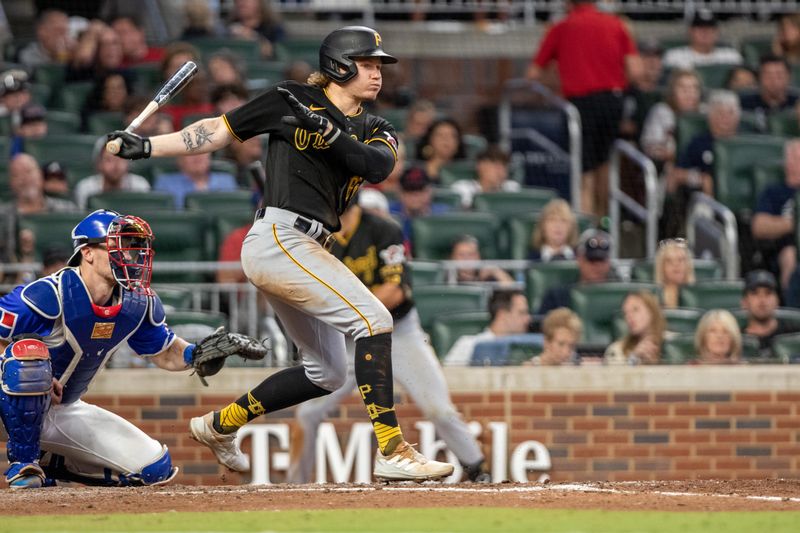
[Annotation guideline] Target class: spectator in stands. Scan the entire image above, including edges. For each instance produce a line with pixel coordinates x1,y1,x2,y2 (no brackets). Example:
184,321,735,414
154,152,238,209
654,238,695,308
41,161,70,199
449,234,514,285
640,69,702,168
123,96,174,137
620,38,665,140
73,138,150,209
8,153,76,215
83,71,134,116
451,144,519,208
18,9,73,67
160,42,201,81
284,61,313,85
217,224,251,285
752,139,800,289
10,104,48,157
538,229,613,315
444,289,531,366
741,269,800,359
694,309,742,364
605,291,665,365
403,99,437,146
527,308,582,366
740,54,798,131
211,84,262,186
529,198,578,262
389,166,450,248
227,0,286,60
662,90,741,237
0,69,32,124
662,9,743,70
67,25,128,83
41,246,70,276
725,66,757,92
772,13,800,66
207,50,247,88
181,0,224,40
161,67,214,131
527,0,642,216
211,83,249,115
111,15,165,67
414,118,466,184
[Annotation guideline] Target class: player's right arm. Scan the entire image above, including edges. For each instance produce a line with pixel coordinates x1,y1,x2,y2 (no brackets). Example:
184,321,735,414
110,116,234,159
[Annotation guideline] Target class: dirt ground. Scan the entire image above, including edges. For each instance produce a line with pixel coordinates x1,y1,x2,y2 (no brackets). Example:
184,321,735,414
2,479,800,516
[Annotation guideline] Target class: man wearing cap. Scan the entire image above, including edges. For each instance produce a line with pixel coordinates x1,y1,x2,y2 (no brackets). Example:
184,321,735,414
663,9,743,70
0,70,32,124
389,166,451,252
526,0,642,216
73,138,150,209
10,104,48,157
741,269,800,359
740,54,798,132
538,229,614,316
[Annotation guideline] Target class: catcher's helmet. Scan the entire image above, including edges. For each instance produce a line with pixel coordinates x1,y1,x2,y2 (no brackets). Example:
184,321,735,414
68,209,121,267
319,26,397,83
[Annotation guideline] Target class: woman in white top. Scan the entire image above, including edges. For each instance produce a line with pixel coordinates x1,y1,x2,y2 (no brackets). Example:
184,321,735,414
640,69,702,167
694,309,742,364
529,198,579,262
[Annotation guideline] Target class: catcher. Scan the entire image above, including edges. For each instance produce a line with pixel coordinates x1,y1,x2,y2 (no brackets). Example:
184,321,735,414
0,209,266,489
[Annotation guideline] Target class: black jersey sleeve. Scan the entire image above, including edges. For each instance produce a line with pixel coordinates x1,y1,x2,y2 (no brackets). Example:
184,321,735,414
222,82,294,142
374,219,409,288
325,116,398,184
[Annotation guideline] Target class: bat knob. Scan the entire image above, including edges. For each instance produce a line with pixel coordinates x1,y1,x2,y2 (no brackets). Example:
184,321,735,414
106,138,123,154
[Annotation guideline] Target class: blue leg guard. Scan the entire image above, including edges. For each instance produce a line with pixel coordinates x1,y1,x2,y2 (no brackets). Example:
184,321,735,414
0,339,52,489
42,446,178,487
121,446,178,486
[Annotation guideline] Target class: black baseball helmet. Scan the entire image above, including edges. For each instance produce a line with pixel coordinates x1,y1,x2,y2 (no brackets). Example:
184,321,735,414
319,26,397,83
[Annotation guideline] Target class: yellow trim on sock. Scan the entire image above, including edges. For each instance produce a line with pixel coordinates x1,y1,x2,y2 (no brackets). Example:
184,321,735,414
219,403,249,430
373,422,402,453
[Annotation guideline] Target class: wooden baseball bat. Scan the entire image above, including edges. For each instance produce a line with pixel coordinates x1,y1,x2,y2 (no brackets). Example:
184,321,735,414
106,61,199,154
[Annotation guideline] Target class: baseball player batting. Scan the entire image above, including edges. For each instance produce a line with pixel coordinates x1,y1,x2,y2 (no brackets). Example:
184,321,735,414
107,26,454,481
287,197,490,483
0,210,262,488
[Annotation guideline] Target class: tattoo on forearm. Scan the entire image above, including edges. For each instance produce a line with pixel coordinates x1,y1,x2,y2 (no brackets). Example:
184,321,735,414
181,124,215,151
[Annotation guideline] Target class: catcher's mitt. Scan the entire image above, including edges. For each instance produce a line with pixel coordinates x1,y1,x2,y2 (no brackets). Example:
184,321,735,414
191,327,269,385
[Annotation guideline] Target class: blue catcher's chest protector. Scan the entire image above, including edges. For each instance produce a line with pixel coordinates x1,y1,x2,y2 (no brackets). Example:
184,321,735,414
48,269,147,404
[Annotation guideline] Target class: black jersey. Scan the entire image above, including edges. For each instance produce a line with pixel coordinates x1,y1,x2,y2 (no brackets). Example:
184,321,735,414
223,81,398,232
331,211,414,320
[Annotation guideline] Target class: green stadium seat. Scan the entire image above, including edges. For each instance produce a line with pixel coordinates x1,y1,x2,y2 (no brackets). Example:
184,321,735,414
731,307,800,331
430,311,490,357
714,135,786,214
18,212,87,260
34,63,66,90
46,110,82,134
767,109,799,138
679,281,746,310
525,261,580,313
25,134,98,175
694,64,735,90
52,82,93,112
276,38,320,64
411,212,501,260
142,211,210,282
631,258,723,282
473,188,558,218
676,112,762,156
128,62,161,93
753,159,785,200
408,261,445,288
29,83,51,107
185,190,255,256
378,107,407,133
0,114,10,136
462,134,488,160
189,38,261,63
662,334,696,364
87,191,175,213
86,111,125,136
438,160,476,187
772,332,800,363
504,211,595,260
432,188,463,209
741,36,773,67
154,287,194,310
660,37,688,50
470,335,544,366
166,310,227,329
213,211,253,259
414,285,489,331
570,282,658,345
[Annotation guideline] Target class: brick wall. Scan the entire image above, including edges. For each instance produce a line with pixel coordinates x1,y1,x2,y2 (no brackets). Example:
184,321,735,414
3,368,799,484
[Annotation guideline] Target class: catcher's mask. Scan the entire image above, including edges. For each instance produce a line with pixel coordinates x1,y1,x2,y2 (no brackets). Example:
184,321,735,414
105,215,155,296
319,26,397,84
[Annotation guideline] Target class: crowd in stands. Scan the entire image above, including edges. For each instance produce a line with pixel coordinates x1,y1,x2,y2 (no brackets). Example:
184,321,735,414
4,2,800,368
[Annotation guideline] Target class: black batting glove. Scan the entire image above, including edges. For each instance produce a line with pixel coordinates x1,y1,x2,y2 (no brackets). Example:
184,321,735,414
107,130,151,160
277,87,340,143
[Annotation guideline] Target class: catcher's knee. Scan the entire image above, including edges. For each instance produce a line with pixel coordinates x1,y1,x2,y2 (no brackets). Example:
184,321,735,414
121,445,178,486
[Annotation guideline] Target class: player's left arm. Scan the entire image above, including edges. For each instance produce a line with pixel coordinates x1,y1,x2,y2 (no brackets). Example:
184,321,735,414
371,221,410,311
150,336,192,372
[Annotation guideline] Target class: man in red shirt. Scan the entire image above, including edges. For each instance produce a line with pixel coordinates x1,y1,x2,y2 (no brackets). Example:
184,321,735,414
527,0,642,216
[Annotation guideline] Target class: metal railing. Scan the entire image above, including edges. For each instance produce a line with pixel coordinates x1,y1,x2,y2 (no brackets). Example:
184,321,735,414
498,78,582,211
608,139,659,261
686,192,740,280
